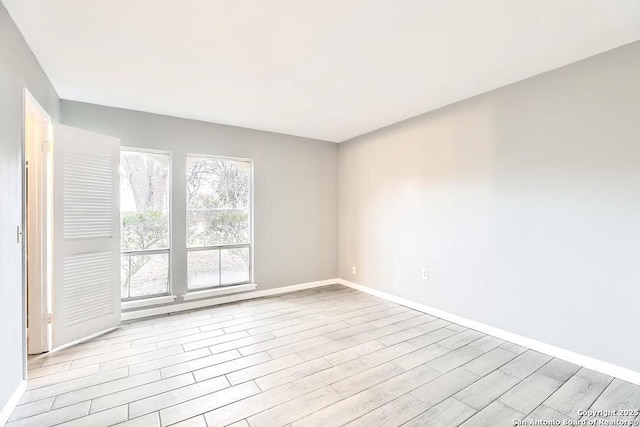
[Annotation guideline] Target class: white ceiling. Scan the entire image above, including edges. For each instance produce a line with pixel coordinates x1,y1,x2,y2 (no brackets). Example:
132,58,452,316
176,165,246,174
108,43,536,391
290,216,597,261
4,1,640,142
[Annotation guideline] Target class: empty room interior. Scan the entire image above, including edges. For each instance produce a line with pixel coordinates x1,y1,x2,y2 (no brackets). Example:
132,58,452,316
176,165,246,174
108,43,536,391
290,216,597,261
2,1,640,426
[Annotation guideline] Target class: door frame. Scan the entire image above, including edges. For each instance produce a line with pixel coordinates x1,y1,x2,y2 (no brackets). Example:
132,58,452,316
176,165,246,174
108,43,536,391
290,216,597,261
22,87,53,358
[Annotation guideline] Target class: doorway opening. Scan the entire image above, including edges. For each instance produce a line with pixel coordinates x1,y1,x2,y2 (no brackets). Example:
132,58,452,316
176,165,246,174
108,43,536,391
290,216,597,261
23,88,52,356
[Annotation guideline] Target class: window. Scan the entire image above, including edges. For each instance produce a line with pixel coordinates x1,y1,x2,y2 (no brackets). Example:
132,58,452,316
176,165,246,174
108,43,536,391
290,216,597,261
186,155,252,290
120,149,171,300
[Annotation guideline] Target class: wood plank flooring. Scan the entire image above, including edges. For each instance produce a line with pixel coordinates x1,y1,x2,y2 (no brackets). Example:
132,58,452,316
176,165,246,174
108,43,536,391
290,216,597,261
11,284,640,426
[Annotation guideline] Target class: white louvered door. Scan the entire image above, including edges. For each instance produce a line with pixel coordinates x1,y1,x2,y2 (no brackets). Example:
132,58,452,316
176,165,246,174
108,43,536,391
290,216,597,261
51,124,121,348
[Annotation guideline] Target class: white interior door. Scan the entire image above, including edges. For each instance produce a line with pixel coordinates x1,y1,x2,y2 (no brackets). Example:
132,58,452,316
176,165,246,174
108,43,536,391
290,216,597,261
52,124,121,348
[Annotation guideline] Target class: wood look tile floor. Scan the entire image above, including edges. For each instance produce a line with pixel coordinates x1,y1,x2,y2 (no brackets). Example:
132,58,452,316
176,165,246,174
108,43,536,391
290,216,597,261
11,285,640,427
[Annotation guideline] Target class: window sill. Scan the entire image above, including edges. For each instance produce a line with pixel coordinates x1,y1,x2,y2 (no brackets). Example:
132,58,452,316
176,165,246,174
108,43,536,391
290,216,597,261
182,283,257,301
122,295,177,310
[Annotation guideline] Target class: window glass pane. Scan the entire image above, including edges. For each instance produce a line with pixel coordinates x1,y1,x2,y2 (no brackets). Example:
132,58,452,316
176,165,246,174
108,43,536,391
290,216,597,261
186,157,250,247
122,253,169,299
221,247,250,285
120,151,170,251
188,250,220,289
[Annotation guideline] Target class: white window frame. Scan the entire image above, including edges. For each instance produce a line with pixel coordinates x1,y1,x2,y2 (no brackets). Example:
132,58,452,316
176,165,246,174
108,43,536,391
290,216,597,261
120,147,173,302
185,154,254,292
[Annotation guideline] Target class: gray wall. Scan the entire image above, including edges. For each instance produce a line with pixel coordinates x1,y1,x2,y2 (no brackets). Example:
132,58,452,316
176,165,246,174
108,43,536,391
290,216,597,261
0,2,60,413
339,41,640,372
61,101,339,309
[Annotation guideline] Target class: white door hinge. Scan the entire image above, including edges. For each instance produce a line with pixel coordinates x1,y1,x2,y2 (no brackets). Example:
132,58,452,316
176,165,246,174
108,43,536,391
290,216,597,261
46,312,53,324
42,140,51,152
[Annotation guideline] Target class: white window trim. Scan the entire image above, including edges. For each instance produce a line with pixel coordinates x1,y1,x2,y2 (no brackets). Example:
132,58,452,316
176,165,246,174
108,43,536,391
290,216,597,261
185,154,254,292
120,147,173,302
182,283,257,301
122,294,177,310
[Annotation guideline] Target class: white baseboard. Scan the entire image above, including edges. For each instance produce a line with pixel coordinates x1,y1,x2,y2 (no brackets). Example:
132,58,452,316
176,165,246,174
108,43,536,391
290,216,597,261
338,279,640,386
0,380,26,426
122,279,340,321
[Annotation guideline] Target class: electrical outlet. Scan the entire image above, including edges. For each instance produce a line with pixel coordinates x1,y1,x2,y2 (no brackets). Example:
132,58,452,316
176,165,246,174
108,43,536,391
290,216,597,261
351,266,357,275
421,268,429,280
